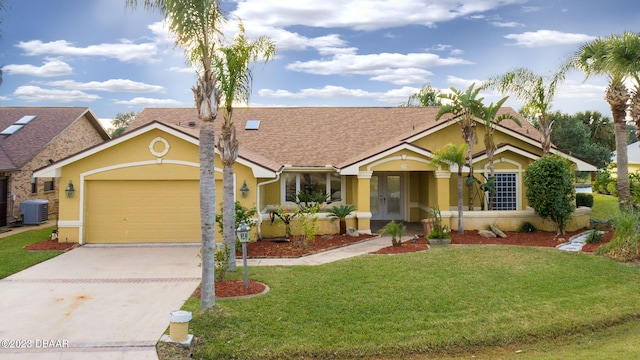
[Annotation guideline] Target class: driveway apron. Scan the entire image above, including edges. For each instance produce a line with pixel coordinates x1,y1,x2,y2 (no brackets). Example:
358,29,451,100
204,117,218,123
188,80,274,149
0,244,201,359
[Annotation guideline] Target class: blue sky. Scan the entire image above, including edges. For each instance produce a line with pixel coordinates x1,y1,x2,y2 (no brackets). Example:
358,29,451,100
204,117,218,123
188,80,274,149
1,0,638,125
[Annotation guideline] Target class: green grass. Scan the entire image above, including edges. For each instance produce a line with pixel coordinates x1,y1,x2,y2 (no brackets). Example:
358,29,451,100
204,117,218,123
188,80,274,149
591,193,619,222
0,226,62,279
182,246,640,359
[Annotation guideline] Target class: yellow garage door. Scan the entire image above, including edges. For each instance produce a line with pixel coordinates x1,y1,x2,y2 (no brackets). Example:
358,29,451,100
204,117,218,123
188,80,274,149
85,180,200,243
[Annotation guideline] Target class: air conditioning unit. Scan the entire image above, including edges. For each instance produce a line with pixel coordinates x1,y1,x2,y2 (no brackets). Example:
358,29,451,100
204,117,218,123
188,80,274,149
20,200,49,225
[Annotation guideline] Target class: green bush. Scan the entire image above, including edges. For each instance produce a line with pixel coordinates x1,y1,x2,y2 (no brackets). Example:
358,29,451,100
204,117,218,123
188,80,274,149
524,155,575,234
214,243,231,282
518,222,537,233
576,193,594,208
380,220,407,247
595,209,640,262
585,229,603,244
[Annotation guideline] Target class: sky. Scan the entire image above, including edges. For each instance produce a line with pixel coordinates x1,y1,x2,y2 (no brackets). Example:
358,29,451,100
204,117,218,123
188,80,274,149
1,0,638,126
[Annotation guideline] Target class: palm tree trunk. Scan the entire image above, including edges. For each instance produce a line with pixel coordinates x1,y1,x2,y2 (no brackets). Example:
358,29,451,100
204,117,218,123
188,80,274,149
199,119,216,309
539,117,552,154
467,148,474,211
457,169,464,234
614,121,631,209
194,70,218,309
486,148,495,210
219,122,239,271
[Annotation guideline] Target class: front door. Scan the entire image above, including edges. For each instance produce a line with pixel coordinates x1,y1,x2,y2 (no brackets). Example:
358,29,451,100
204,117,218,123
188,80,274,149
370,173,403,220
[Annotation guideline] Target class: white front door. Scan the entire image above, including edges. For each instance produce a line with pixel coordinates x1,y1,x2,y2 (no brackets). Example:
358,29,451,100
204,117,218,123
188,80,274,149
370,173,404,220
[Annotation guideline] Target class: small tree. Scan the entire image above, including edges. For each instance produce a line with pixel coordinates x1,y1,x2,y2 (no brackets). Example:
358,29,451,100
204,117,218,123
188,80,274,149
110,111,137,137
524,155,575,234
327,204,357,235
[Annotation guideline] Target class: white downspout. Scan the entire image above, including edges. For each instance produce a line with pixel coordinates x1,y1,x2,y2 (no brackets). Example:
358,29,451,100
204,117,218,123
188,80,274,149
255,173,281,240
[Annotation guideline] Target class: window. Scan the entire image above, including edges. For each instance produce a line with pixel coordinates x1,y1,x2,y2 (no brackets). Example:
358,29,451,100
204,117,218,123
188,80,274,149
44,178,54,192
283,173,343,204
31,177,37,194
493,173,517,210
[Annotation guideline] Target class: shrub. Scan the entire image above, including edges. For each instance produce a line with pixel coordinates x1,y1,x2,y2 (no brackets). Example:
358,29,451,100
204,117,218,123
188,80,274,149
327,204,357,235
380,220,407,247
576,193,594,208
518,222,537,233
585,229,603,244
214,243,231,282
426,206,451,240
595,209,640,262
524,155,575,234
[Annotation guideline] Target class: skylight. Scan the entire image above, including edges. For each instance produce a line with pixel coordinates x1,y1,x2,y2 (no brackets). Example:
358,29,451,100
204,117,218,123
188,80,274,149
15,115,36,125
245,120,260,130
0,125,24,135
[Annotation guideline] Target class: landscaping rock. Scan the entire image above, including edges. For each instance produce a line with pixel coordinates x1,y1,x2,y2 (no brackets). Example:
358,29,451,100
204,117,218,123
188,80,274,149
490,224,507,238
346,227,359,237
478,230,497,238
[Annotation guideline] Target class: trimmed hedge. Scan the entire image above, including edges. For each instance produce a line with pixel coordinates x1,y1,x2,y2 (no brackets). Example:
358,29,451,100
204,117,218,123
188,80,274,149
576,193,594,208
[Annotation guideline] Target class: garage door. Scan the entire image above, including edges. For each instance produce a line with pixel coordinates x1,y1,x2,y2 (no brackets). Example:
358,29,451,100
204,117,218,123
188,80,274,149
84,180,200,243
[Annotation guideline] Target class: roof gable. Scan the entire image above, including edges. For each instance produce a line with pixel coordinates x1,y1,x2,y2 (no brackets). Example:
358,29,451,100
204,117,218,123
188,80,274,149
0,107,109,171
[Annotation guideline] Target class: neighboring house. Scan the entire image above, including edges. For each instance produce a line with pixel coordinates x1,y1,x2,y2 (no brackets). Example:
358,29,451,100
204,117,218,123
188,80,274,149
35,107,595,244
0,107,109,226
612,141,640,174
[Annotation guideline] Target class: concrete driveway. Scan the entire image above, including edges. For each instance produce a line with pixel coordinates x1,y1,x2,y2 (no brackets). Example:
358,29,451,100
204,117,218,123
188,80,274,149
0,244,201,359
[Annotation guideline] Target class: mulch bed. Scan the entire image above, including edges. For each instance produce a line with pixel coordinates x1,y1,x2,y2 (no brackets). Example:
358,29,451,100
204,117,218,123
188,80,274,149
23,239,77,251
238,234,378,258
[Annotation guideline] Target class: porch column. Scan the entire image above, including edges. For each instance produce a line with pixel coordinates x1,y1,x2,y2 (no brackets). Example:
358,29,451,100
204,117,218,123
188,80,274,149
356,171,372,234
434,170,451,211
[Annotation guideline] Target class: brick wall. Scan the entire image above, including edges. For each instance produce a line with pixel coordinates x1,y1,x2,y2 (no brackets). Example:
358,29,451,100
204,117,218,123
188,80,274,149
8,116,106,223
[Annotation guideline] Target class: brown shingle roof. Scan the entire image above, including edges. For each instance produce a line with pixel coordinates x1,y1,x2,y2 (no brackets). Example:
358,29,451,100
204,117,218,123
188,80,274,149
0,107,109,171
130,107,540,170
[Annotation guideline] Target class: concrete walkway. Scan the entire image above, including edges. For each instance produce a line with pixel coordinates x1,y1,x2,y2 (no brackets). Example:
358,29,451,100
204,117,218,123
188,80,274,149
0,244,201,359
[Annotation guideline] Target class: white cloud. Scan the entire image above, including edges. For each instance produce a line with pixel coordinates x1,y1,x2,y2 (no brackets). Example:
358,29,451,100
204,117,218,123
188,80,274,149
3,58,72,77
16,39,159,63
287,52,472,84
0,96,11,101
113,97,183,107
43,79,165,93
491,21,524,28
13,85,100,102
167,66,196,73
234,0,526,31
504,30,596,47
259,85,420,104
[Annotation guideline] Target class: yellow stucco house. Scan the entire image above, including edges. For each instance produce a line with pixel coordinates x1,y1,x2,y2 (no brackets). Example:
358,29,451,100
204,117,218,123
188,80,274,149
34,107,596,244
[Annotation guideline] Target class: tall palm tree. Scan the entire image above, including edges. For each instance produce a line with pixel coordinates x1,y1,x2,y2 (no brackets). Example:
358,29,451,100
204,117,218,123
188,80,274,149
479,97,521,209
126,0,223,309
436,83,484,210
569,32,640,209
431,143,468,234
215,23,275,271
481,68,563,154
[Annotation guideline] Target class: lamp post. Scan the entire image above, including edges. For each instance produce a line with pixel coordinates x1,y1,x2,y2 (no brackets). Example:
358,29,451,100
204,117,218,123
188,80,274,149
236,220,250,289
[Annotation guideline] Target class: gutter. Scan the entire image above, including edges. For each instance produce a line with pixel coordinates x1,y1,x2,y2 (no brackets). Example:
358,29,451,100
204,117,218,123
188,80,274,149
255,172,281,240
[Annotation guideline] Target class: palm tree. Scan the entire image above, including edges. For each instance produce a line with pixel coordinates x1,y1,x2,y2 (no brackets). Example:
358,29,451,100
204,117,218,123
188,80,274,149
480,97,521,209
215,23,275,271
481,67,563,154
327,204,357,235
126,0,223,309
436,83,484,210
400,84,442,107
569,32,640,209
431,143,468,234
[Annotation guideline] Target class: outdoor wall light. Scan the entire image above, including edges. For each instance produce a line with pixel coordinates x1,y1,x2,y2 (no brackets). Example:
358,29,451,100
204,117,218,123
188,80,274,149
236,220,251,289
240,180,249,198
65,180,75,199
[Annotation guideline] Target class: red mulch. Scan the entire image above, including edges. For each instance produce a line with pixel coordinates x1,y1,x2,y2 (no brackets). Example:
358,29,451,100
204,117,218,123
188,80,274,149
239,234,377,258
23,239,77,251
192,280,268,299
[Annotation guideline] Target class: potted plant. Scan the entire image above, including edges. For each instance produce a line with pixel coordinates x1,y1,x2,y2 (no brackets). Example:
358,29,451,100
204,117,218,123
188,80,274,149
380,220,406,247
426,206,451,245
327,204,357,235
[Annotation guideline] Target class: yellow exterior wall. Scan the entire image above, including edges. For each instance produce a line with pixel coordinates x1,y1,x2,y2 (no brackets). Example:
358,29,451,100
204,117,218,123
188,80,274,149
56,128,258,243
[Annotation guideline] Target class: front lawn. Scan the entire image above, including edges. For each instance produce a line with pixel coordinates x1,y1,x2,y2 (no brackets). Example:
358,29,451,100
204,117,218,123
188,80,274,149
591,193,619,222
181,246,640,359
0,226,61,279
